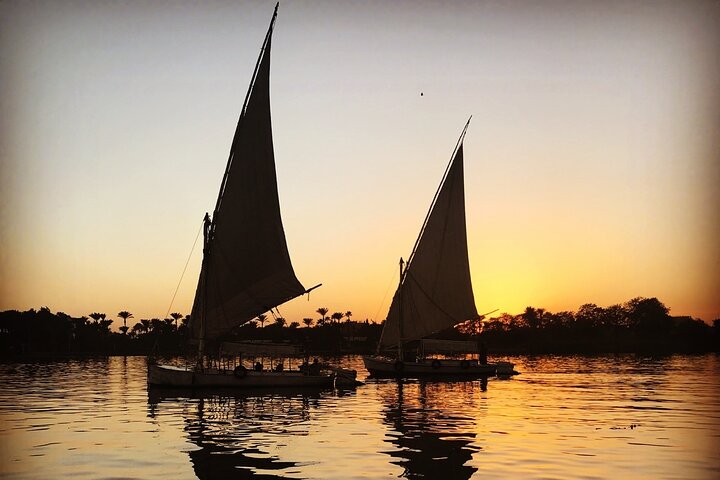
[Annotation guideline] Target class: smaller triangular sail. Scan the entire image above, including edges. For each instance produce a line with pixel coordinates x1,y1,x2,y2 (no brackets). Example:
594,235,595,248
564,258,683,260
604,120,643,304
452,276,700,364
189,6,306,341
379,142,478,349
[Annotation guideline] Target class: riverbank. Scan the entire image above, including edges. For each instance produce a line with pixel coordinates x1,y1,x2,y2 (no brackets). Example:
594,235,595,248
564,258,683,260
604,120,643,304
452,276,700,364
2,302,717,360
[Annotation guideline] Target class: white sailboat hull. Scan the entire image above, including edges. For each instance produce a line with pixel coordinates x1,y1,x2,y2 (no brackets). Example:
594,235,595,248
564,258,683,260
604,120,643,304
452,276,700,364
148,364,347,388
362,355,516,377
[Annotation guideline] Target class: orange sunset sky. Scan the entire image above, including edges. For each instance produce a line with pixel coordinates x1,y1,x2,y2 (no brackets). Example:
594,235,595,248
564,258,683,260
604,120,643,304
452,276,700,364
1,1,718,327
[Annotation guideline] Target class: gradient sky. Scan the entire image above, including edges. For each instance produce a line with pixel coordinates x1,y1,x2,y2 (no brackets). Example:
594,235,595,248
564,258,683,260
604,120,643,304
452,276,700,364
1,0,718,328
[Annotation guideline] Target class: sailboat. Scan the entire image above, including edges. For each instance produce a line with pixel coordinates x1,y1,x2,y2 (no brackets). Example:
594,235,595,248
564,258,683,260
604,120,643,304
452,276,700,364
148,4,357,389
363,120,517,377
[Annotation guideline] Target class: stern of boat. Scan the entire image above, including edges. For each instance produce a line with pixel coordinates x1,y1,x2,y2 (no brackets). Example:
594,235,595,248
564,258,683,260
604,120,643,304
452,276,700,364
332,367,362,387
362,355,397,376
494,361,519,376
147,363,196,387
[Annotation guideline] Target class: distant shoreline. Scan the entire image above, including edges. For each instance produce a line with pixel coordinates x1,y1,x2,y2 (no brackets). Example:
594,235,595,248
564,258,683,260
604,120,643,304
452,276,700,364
3,345,718,363
2,299,718,360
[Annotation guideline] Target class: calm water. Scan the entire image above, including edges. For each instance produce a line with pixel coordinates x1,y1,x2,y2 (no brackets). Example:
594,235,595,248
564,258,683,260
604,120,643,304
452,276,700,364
1,355,718,479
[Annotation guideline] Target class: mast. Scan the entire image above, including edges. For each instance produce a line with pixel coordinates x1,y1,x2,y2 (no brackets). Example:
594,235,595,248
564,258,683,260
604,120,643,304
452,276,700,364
197,212,211,364
397,257,405,361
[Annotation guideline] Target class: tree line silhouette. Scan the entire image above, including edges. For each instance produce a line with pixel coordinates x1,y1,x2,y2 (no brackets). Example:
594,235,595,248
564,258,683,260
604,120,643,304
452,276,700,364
0,308,191,356
459,297,719,354
0,307,381,357
0,297,717,357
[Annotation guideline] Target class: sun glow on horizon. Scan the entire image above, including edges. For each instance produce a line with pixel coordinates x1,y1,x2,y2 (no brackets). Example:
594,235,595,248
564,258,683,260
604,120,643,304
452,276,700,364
1,1,718,326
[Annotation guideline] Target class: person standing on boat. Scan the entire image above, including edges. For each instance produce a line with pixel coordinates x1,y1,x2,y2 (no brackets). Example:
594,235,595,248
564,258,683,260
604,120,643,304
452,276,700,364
309,358,320,375
479,341,487,365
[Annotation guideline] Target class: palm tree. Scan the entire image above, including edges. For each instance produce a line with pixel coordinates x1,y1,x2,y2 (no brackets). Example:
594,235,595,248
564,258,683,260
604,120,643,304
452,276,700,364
164,318,175,332
316,307,329,324
302,317,314,328
130,322,144,337
118,311,133,333
344,311,352,323
150,318,163,334
170,312,183,329
331,312,343,324
87,313,112,334
274,317,286,328
289,321,300,329
256,313,267,328
140,319,152,333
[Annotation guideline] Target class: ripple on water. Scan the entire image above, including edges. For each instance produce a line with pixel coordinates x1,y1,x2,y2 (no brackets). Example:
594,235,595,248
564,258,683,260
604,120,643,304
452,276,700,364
1,354,719,479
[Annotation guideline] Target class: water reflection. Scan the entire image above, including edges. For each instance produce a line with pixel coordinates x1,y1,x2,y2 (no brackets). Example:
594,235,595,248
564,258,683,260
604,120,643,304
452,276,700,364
148,388,331,479
4,355,714,479
380,377,488,480
185,393,304,480
145,370,495,479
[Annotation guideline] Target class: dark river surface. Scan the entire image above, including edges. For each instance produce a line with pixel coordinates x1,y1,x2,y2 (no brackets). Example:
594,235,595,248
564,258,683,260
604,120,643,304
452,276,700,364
1,354,718,479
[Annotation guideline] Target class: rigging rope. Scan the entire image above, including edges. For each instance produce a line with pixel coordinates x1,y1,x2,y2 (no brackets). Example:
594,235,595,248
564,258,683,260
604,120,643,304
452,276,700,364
165,219,204,320
372,263,398,325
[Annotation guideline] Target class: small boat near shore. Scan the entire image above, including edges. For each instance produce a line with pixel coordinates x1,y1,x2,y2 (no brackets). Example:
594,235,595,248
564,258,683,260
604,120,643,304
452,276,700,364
363,120,517,378
148,4,356,389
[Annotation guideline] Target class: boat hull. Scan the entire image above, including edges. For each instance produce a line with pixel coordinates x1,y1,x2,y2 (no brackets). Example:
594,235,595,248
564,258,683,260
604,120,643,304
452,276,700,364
362,355,515,378
148,364,336,388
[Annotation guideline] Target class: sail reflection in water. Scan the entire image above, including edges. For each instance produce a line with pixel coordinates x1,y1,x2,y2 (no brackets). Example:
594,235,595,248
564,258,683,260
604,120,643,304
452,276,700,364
4,355,719,479
146,378,492,480
148,388,328,479
380,379,488,480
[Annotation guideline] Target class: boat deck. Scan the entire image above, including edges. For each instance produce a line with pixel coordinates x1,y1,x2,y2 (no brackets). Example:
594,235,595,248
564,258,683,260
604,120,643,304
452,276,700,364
148,364,335,388
363,355,516,378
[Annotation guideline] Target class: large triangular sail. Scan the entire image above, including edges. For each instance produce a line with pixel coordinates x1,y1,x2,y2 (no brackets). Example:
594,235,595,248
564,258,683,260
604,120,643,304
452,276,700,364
189,5,306,341
379,129,478,349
